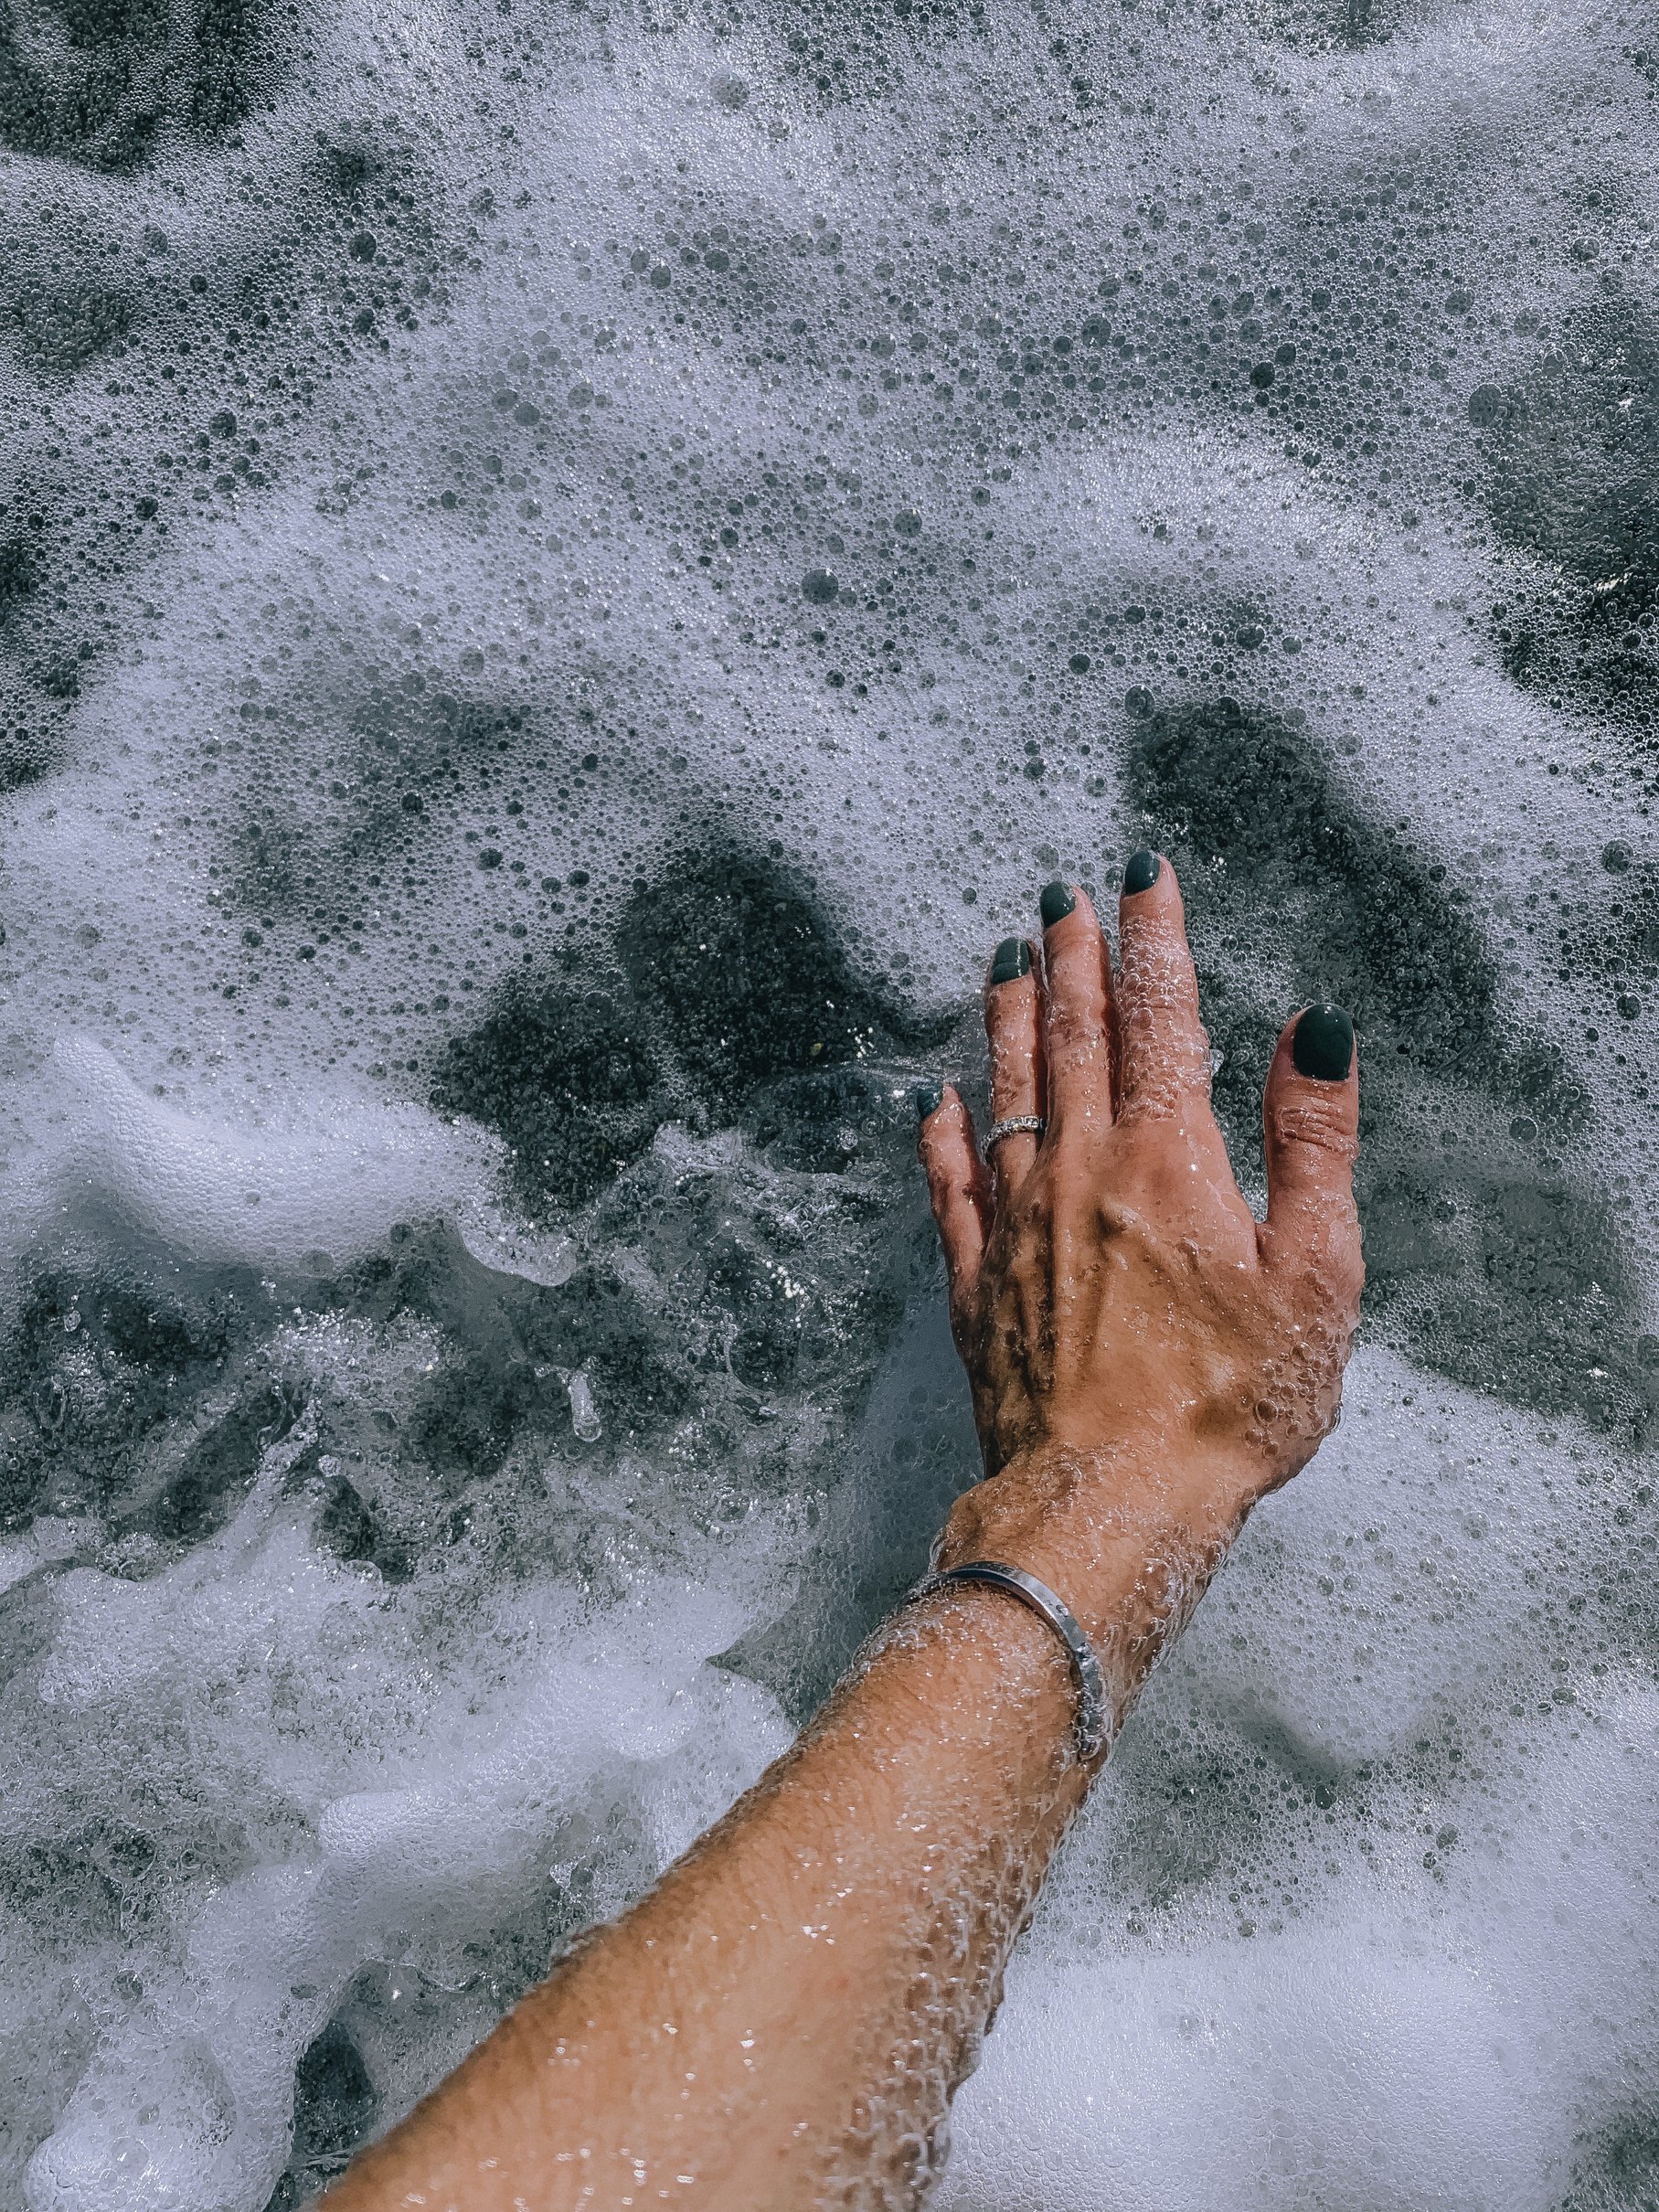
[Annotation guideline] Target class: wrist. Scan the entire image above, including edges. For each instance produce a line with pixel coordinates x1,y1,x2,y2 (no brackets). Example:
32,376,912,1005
933,1434,1251,1655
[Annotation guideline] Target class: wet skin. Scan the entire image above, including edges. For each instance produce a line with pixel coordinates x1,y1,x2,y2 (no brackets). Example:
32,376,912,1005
324,855,1362,2212
921,855,1363,1636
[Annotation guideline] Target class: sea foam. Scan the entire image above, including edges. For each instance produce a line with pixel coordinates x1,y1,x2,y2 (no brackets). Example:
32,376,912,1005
2,0,1657,2199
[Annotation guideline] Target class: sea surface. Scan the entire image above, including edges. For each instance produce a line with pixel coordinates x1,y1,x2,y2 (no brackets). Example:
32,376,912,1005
2,0,1657,2203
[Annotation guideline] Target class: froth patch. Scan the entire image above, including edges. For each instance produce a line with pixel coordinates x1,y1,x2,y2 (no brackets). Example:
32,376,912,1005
24,1566,789,2212
26,1037,497,1271
936,1931,1560,2212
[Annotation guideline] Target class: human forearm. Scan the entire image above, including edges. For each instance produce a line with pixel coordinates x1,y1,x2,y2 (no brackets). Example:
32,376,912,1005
324,1447,1222,2212
323,1584,1072,2209
520,1583,1083,2209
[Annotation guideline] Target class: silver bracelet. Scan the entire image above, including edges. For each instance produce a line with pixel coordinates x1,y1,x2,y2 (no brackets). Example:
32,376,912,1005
913,1559,1110,1762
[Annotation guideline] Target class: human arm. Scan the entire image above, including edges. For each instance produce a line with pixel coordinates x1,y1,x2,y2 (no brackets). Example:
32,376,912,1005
324,853,1362,2211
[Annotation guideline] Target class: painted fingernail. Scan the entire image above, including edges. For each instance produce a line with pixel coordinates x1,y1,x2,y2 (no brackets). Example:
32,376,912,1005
1039,880,1076,927
913,1081,944,1122
1292,1004,1355,1082
989,937,1032,985
1122,849,1162,896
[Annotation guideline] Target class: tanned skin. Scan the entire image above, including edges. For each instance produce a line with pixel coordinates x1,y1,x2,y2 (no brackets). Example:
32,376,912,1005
324,854,1363,2211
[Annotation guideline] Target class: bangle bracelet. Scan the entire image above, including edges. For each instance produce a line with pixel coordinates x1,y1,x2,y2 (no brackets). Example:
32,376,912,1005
913,1559,1110,1763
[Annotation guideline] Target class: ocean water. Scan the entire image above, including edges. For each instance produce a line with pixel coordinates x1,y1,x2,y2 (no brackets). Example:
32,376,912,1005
2,0,1658,2202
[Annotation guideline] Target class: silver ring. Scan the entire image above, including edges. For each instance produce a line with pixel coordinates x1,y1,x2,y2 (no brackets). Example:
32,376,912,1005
985,1114,1045,1147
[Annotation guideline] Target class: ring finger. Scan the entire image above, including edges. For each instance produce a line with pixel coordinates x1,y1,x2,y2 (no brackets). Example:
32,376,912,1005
983,933,1047,1203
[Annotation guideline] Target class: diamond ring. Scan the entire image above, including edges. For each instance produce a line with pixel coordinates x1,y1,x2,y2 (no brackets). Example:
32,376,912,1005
985,1115,1046,1147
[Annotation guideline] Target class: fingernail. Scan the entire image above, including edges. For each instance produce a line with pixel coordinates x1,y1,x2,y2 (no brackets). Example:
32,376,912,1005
913,1081,944,1122
1039,880,1076,928
1292,1004,1355,1082
989,937,1032,986
1122,849,1162,896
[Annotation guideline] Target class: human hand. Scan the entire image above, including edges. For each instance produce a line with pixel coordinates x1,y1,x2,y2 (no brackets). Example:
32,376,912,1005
916,853,1362,1634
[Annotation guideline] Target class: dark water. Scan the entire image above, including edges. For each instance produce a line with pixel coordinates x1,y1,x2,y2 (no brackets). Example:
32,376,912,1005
2,0,1658,2202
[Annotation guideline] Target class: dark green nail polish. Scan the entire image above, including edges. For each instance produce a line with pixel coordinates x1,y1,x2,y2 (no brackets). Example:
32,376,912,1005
989,937,1031,986
1122,849,1161,896
1039,880,1076,928
913,1081,943,1122
1292,1004,1355,1082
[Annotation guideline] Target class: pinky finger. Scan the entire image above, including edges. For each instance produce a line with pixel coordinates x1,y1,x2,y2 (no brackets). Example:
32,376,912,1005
916,1083,992,1323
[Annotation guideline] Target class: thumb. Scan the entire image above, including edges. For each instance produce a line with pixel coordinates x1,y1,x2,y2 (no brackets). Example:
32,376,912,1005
1260,1005,1363,1308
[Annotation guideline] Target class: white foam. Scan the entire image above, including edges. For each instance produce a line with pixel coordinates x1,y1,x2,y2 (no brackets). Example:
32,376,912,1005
2,0,1656,2198
3,1038,498,1275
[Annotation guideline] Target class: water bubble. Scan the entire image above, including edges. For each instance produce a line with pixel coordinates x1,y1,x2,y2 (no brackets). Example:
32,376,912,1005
3,3,1657,2205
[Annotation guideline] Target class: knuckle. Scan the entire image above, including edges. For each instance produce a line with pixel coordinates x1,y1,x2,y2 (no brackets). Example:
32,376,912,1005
923,1150,973,1216
989,1033,1039,1089
1298,1228,1365,1313
1269,1092,1357,1163
1120,990,1204,1045
1119,1029,1212,1103
1121,913,1195,978
1047,997,1107,1056
1048,932,1102,984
